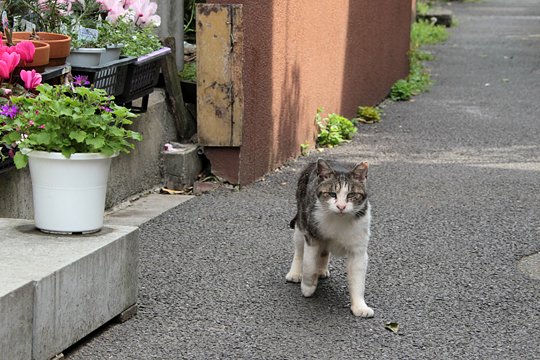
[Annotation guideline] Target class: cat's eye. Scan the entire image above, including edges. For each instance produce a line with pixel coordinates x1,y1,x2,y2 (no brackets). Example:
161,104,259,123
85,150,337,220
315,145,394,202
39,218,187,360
347,192,362,199
327,192,337,198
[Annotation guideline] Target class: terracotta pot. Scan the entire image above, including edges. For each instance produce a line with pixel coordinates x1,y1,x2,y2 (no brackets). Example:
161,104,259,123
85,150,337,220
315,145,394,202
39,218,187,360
13,39,50,71
12,32,71,66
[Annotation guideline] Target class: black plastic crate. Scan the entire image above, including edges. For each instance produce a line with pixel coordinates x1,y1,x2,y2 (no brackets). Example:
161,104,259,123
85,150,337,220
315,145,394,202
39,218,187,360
115,47,171,111
71,56,136,96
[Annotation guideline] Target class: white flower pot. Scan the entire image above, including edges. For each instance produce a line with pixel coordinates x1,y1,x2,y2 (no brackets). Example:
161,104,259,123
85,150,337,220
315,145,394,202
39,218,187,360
101,44,125,65
67,47,107,67
27,151,117,234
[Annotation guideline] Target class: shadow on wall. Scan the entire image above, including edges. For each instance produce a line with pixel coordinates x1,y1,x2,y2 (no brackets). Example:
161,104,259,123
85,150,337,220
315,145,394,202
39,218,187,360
273,1,302,170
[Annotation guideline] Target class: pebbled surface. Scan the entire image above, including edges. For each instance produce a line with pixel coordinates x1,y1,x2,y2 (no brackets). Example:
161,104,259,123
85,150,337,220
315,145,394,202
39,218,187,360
66,1,540,359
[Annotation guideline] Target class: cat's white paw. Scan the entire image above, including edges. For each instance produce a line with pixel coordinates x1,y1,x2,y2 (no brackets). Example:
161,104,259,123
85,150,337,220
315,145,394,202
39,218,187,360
301,283,317,297
351,305,374,318
286,271,302,283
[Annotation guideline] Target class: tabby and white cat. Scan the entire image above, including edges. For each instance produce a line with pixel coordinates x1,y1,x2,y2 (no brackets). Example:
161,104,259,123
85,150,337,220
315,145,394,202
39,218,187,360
286,158,374,317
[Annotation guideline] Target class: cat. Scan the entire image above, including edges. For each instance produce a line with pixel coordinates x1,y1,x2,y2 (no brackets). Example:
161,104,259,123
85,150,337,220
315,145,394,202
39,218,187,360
286,158,374,317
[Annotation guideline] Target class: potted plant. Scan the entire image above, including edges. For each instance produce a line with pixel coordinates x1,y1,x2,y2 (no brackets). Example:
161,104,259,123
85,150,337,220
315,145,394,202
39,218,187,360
0,65,142,233
88,1,170,111
2,1,72,65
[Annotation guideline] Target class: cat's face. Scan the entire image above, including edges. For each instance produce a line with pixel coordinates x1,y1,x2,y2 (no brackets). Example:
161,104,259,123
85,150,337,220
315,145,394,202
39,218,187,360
316,160,368,215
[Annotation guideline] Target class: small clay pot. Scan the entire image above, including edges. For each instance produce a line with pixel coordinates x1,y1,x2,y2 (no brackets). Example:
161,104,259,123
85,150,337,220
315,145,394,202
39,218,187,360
13,39,51,72
13,32,70,66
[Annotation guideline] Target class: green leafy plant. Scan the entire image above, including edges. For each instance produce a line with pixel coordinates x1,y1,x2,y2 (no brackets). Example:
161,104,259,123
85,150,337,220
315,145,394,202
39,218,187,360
390,19,448,101
416,1,430,16
184,0,206,39
411,19,448,47
300,142,310,156
356,106,382,124
96,19,162,57
0,83,142,169
315,109,357,148
179,62,197,82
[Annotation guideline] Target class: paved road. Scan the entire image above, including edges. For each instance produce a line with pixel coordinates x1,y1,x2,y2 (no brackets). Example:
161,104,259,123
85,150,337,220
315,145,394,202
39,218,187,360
67,1,540,359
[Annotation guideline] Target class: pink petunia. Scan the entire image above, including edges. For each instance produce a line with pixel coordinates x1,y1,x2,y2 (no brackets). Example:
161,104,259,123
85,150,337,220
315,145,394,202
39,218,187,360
20,69,42,90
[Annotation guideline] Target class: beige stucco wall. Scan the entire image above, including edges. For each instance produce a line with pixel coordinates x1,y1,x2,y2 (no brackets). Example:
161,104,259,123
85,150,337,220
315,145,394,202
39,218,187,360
205,0,412,184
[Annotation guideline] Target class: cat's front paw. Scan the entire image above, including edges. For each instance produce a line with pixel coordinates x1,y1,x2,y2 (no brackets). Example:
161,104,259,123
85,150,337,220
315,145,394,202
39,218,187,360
286,271,302,283
301,283,317,297
318,268,330,279
351,305,374,318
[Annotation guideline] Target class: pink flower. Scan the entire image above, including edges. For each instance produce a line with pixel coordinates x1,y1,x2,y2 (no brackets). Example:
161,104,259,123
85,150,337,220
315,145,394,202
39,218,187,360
99,0,127,21
0,60,10,79
38,0,74,15
14,41,35,63
20,69,42,90
0,51,21,74
128,0,160,26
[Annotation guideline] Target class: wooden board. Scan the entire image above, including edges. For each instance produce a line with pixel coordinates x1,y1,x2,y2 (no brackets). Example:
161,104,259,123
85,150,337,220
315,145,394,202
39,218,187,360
196,4,244,146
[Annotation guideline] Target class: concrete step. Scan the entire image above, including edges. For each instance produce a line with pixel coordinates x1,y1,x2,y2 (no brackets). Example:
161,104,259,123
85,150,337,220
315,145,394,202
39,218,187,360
0,193,193,360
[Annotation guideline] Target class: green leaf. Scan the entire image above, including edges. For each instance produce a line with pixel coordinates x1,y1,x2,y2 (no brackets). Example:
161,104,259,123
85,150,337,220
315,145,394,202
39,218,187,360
69,130,87,143
13,152,28,169
385,322,400,334
33,132,51,146
85,136,106,149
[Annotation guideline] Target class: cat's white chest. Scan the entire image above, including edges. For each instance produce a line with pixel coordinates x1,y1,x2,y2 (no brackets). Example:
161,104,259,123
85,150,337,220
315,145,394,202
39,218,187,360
314,203,371,257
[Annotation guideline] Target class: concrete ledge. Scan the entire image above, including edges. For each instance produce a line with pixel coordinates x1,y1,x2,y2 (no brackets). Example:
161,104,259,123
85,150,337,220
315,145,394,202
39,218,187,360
0,281,33,360
0,219,139,360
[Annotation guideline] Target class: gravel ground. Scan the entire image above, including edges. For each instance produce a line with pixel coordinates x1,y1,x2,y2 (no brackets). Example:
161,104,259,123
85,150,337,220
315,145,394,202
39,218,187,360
66,1,540,359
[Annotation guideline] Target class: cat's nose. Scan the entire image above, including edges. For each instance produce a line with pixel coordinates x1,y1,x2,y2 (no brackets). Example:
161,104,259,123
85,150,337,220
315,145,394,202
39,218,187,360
337,204,346,212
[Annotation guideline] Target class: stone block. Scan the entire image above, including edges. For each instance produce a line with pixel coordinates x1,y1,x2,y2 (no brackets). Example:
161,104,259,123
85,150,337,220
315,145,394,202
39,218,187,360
162,143,203,190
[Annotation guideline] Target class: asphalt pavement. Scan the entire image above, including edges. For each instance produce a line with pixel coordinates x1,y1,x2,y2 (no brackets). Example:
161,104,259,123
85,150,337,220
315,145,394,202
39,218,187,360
66,1,540,359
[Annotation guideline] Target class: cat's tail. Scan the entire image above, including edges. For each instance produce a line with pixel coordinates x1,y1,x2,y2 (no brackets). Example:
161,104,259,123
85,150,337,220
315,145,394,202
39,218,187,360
289,214,297,229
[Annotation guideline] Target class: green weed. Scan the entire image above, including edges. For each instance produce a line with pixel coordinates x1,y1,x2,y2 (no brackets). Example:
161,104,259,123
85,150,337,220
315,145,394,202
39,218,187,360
315,109,357,148
390,19,448,101
179,62,197,82
411,20,448,48
416,2,430,16
356,106,382,124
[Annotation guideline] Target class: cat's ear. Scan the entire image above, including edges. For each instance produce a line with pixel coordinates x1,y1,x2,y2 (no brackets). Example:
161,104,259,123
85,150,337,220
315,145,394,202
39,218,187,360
316,158,334,180
351,162,368,181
